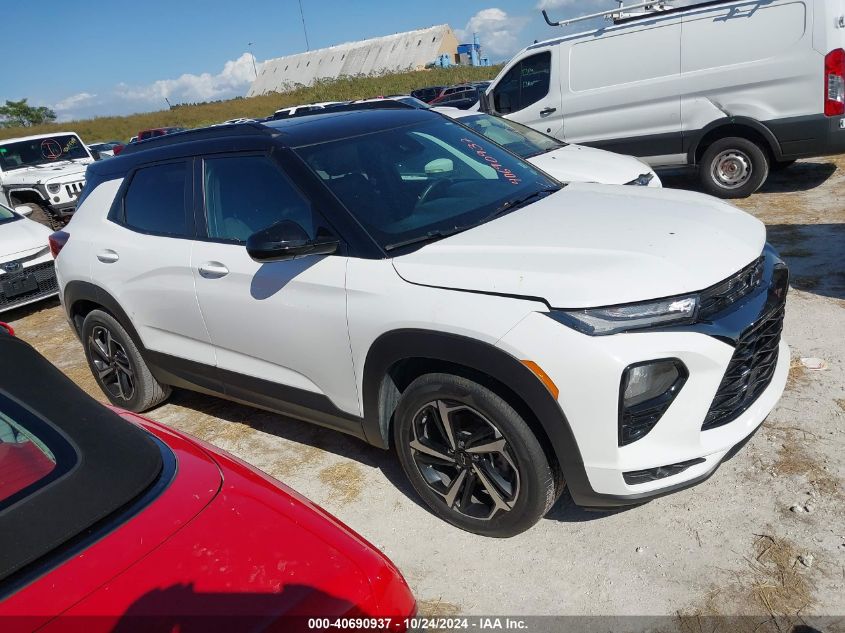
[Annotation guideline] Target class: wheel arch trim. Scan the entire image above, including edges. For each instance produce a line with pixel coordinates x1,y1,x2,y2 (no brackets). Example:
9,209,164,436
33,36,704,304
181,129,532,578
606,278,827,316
63,281,145,349
361,328,594,499
686,117,783,165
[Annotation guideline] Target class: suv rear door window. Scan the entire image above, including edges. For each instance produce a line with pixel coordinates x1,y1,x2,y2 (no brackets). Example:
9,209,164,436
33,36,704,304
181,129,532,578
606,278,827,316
123,161,190,237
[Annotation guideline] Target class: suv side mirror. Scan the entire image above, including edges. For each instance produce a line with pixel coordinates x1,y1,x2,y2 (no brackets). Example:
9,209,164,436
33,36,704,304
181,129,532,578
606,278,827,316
246,220,338,263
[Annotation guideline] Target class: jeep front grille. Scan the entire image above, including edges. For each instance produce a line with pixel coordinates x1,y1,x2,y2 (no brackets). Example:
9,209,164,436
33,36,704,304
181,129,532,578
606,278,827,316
64,181,85,198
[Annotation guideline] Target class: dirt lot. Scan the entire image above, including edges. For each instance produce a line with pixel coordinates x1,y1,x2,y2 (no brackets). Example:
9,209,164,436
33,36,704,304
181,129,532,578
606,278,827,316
5,158,845,625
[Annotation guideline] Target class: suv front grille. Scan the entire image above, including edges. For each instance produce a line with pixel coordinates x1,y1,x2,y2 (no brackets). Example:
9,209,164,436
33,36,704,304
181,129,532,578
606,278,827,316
699,256,764,318
0,261,58,311
702,303,784,431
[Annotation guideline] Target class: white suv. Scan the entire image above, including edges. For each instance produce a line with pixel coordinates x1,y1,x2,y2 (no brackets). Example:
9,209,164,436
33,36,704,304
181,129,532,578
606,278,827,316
54,108,789,536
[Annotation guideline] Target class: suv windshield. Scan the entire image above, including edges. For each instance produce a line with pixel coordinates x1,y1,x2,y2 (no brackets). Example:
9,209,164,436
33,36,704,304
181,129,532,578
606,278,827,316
0,203,20,225
459,114,566,159
296,118,560,251
0,135,89,171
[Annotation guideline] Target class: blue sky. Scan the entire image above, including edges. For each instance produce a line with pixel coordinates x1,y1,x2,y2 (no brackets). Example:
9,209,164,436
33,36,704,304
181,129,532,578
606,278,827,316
2,0,603,121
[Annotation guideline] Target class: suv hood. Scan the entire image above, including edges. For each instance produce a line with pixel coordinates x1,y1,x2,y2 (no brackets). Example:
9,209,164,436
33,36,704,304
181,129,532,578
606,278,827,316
530,144,654,185
1,161,90,186
392,184,766,308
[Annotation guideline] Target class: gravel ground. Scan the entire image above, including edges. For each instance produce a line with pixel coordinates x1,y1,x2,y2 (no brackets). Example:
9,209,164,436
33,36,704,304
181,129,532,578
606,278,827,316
4,157,844,625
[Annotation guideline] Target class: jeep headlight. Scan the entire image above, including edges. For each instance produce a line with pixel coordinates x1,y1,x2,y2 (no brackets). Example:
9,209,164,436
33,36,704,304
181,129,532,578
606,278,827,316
549,295,699,336
47,184,61,194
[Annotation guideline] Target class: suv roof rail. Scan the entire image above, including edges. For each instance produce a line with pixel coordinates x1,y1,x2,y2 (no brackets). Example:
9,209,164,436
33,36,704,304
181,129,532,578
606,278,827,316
542,0,674,27
270,100,419,120
119,122,273,155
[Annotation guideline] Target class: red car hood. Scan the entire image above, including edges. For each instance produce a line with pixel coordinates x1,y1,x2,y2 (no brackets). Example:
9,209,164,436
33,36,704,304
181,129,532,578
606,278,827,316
5,413,412,632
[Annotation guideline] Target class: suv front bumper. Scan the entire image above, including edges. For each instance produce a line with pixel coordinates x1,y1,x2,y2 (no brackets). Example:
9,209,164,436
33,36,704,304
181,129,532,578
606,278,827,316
496,250,788,507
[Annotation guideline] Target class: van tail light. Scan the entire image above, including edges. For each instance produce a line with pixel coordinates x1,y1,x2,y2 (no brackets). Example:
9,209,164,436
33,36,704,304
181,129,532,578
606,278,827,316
48,231,70,258
824,48,845,117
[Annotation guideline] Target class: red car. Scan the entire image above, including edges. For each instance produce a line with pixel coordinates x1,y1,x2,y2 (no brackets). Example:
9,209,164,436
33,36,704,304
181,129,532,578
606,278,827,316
0,328,415,632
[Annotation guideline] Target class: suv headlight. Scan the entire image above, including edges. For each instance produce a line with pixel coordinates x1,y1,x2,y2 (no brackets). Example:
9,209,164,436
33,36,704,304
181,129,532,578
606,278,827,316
47,184,61,194
549,295,699,336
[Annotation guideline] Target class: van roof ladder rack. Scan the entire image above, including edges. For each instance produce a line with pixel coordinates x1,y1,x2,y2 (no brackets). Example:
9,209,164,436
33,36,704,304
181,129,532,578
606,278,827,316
542,1,674,27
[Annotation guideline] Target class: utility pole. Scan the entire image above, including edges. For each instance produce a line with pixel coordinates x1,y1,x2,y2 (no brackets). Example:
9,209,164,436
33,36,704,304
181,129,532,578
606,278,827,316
248,42,259,78
298,0,310,51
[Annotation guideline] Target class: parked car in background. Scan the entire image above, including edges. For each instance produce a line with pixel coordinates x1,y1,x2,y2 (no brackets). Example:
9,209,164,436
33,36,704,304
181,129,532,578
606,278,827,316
436,107,660,186
430,83,490,110
486,0,845,198
0,202,57,313
0,330,416,631
0,132,94,229
87,141,123,159
411,86,446,104
136,127,186,142
55,106,789,537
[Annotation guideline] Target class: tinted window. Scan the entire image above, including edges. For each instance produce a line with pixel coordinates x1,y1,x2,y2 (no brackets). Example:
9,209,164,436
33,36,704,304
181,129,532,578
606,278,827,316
203,155,315,243
493,52,551,114
123,162,189,236
296,118,557,251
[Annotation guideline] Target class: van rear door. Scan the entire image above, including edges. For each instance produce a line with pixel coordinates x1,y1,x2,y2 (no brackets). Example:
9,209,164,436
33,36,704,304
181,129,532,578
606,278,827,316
490,49,565,138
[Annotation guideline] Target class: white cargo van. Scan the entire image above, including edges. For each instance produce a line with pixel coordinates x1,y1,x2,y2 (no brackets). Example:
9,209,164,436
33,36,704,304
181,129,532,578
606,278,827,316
484,0,845,198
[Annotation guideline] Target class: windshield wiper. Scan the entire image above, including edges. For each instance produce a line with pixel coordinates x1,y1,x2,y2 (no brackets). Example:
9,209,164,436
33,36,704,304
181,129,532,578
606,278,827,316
482,187,561,223
384,226,470,252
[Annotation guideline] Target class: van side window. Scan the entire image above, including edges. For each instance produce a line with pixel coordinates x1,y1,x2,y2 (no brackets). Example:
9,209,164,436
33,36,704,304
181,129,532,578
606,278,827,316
203,155,316,243
123,162,189,237
493,52,551,115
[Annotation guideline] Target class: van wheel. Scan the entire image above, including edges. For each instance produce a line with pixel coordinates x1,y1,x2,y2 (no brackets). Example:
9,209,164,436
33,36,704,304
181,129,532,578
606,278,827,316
81,310,171,412
393,373,556,537
699,137,769,199
18,203,62,230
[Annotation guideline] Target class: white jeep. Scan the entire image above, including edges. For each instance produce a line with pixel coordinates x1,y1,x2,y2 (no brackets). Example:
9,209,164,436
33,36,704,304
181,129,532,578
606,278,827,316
0,132,94,229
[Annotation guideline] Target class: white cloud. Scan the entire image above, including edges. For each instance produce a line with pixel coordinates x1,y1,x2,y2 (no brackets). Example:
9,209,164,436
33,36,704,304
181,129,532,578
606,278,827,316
457,8,531,59
53,92,97,111
115,52,259,105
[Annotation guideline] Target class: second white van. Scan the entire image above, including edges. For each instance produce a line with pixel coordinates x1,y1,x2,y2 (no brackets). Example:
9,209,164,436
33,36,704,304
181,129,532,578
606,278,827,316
484,0,845,198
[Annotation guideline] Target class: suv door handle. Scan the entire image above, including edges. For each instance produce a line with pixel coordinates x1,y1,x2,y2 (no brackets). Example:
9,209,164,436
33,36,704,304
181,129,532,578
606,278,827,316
198,262,229,279
540,107,557,116
96,249,119,263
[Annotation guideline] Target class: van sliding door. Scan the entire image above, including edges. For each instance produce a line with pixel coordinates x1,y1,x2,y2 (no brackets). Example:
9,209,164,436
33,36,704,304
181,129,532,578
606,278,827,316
562,16,683,165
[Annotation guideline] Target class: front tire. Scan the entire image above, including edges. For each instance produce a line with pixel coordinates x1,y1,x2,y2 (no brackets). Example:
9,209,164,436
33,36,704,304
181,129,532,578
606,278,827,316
699,137,769,198
81,310,171,412
393,373,556,537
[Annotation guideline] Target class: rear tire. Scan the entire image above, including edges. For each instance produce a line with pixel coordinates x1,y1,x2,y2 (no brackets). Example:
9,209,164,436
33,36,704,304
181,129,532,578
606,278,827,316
393,373,556,537
81,309,171,412
18,203,62,230
699,137,769,199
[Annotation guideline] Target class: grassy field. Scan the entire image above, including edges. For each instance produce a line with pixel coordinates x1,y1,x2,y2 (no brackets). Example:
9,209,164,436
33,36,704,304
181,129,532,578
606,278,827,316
0,66,502,144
